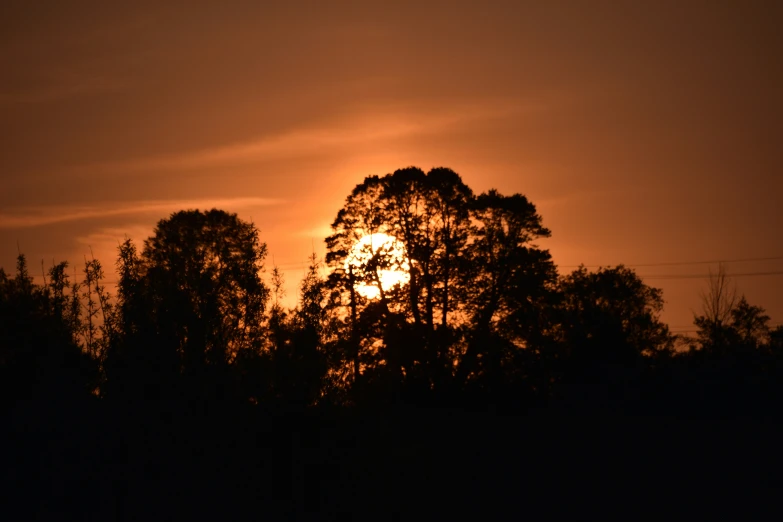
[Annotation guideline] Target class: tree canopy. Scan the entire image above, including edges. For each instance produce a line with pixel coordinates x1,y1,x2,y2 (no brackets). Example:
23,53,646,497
2,167,779,415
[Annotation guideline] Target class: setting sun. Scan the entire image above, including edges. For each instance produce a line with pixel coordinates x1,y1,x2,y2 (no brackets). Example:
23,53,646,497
345,233,410,299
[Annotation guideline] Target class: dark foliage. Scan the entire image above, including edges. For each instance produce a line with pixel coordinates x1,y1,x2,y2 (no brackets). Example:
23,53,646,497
3,170,782,519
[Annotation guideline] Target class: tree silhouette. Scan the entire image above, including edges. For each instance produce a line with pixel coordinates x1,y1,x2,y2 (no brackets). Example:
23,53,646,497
554,265,673,411
104,237,181,402
693,264,740,353
729,296,771,349
326,167,557,404
456,190,557,397
0,255,98,405
147,210,268,365
105,209,270,402
5,167,783,521
558,265,671,362
770,325,783,351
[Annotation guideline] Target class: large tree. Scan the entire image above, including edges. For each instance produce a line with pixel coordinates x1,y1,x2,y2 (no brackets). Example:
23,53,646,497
325,167,555,400
464,191,556,339
106,209,270,400
455,190,558,393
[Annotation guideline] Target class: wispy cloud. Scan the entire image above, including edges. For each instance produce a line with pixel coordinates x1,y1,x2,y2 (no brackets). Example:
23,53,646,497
535,185,651,210
0,71,126,105
294,224,334,239
0,197,281,229
66,100,549,176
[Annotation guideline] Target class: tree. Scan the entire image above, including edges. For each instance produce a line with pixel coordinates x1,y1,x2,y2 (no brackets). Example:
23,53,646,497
378,168,475,396
144,209,269,366
0,255,98,404
689,267,772,353
105,209,270,401
729,296,770,348
425,167,474,329
552,265,673,411
558,265,672,363
325,167,556,402
464,191,556,338
699,264,737,325
327,168,474,326
80,255,115,368
103,237,178,401
770,325,783,351
455,190,558,394
693,264,739,352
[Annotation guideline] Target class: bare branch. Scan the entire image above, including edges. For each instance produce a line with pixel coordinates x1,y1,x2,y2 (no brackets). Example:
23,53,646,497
698,263,737,325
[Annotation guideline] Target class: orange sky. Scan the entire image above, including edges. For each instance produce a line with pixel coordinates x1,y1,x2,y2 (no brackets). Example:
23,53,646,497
1,1,782,332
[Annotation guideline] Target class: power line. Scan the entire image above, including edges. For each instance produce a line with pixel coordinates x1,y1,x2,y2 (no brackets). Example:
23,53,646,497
559,255,783,269
19,270,783,283
12,253,782,272
640,271,783,280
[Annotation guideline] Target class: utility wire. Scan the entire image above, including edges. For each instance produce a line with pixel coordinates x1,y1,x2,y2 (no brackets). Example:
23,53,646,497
559,255,783,269
14,254,783,272
20,270,783,284
640,271,783,280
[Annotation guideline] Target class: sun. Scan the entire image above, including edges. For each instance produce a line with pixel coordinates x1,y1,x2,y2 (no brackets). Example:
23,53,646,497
345,233,410,299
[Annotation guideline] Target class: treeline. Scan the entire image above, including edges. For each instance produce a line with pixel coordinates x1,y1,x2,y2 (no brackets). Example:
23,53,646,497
2,167,782,415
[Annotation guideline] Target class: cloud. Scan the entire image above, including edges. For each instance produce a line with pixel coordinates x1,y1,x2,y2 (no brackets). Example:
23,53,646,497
0,71,126,105
0,197,282,229
294,224,334,239
62,99,549,177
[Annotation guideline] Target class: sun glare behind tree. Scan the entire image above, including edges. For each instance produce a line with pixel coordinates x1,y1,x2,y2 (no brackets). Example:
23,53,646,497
345,233,410,299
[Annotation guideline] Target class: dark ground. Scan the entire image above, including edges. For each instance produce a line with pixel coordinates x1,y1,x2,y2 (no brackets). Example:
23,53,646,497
3,397,781,521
